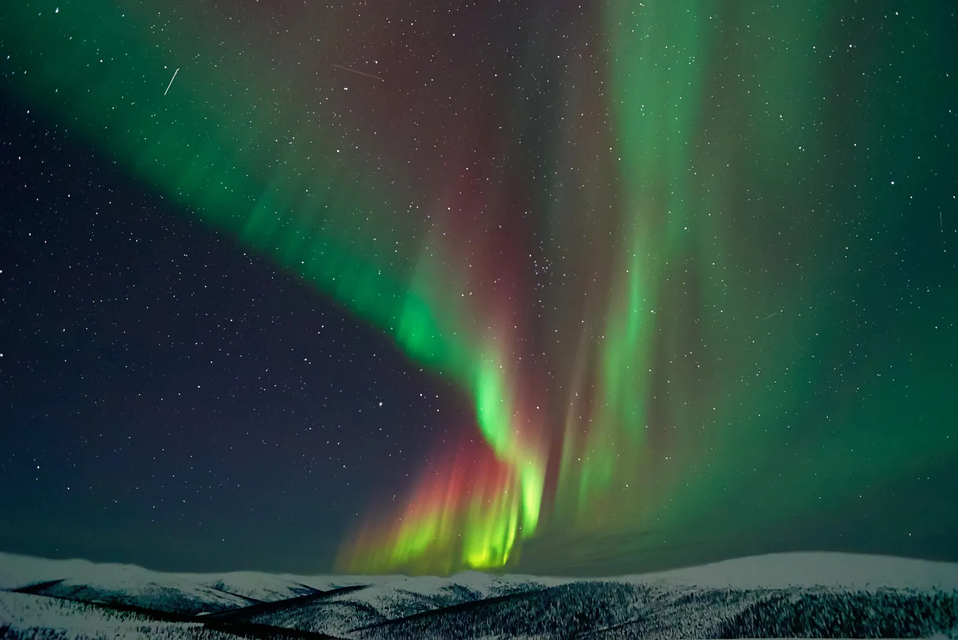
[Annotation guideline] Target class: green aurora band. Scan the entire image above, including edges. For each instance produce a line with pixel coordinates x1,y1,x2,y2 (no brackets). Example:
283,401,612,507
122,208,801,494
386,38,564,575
2,0,954,574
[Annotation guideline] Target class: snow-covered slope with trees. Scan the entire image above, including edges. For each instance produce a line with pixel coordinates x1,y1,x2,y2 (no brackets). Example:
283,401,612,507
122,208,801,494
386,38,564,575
1,551,956,639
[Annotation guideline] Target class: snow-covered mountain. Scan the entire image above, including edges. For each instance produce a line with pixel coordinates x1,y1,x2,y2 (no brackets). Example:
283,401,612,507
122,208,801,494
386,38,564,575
0,552,333,615
1,551,956,639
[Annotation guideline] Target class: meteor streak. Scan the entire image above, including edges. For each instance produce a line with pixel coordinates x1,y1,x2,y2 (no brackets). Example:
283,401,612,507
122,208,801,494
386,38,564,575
164,68,179,96
331,63,384,82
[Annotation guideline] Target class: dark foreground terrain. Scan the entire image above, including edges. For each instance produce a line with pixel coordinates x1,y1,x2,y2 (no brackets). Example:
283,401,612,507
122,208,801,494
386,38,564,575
1,552,956,639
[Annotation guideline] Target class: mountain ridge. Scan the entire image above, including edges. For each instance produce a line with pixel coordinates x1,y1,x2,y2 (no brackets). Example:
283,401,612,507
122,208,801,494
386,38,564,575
1,551,956,639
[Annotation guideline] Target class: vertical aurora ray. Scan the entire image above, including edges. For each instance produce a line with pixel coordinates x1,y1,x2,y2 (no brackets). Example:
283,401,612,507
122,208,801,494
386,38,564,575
535,0,712,534
4,0,955,575
337,159,552,571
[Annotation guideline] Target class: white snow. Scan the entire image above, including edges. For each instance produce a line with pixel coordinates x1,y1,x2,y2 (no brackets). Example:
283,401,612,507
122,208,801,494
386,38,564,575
4,550,957,601
0,552,362,610
620,551,958,591
1,551,956,639
0,590,211,640
450,570,570,595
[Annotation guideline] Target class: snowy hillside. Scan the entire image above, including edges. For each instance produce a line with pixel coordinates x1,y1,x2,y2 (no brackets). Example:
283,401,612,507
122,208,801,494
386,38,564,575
1,551,956,639
0,590,235,640
201,574,551,636
632,551,958,591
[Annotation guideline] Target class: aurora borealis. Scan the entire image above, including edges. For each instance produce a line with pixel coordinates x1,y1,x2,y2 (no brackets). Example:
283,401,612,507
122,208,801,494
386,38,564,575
1,1,956,576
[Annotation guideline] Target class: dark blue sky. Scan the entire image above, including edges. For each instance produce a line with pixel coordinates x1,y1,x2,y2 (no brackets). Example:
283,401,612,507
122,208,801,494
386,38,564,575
0,101,471,572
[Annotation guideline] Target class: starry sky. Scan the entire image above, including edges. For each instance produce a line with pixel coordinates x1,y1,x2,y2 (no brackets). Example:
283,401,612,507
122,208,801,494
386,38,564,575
1,1,956,577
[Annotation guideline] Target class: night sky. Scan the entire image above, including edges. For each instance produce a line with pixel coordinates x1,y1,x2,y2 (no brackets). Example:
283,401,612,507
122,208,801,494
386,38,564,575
1,1,956,577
